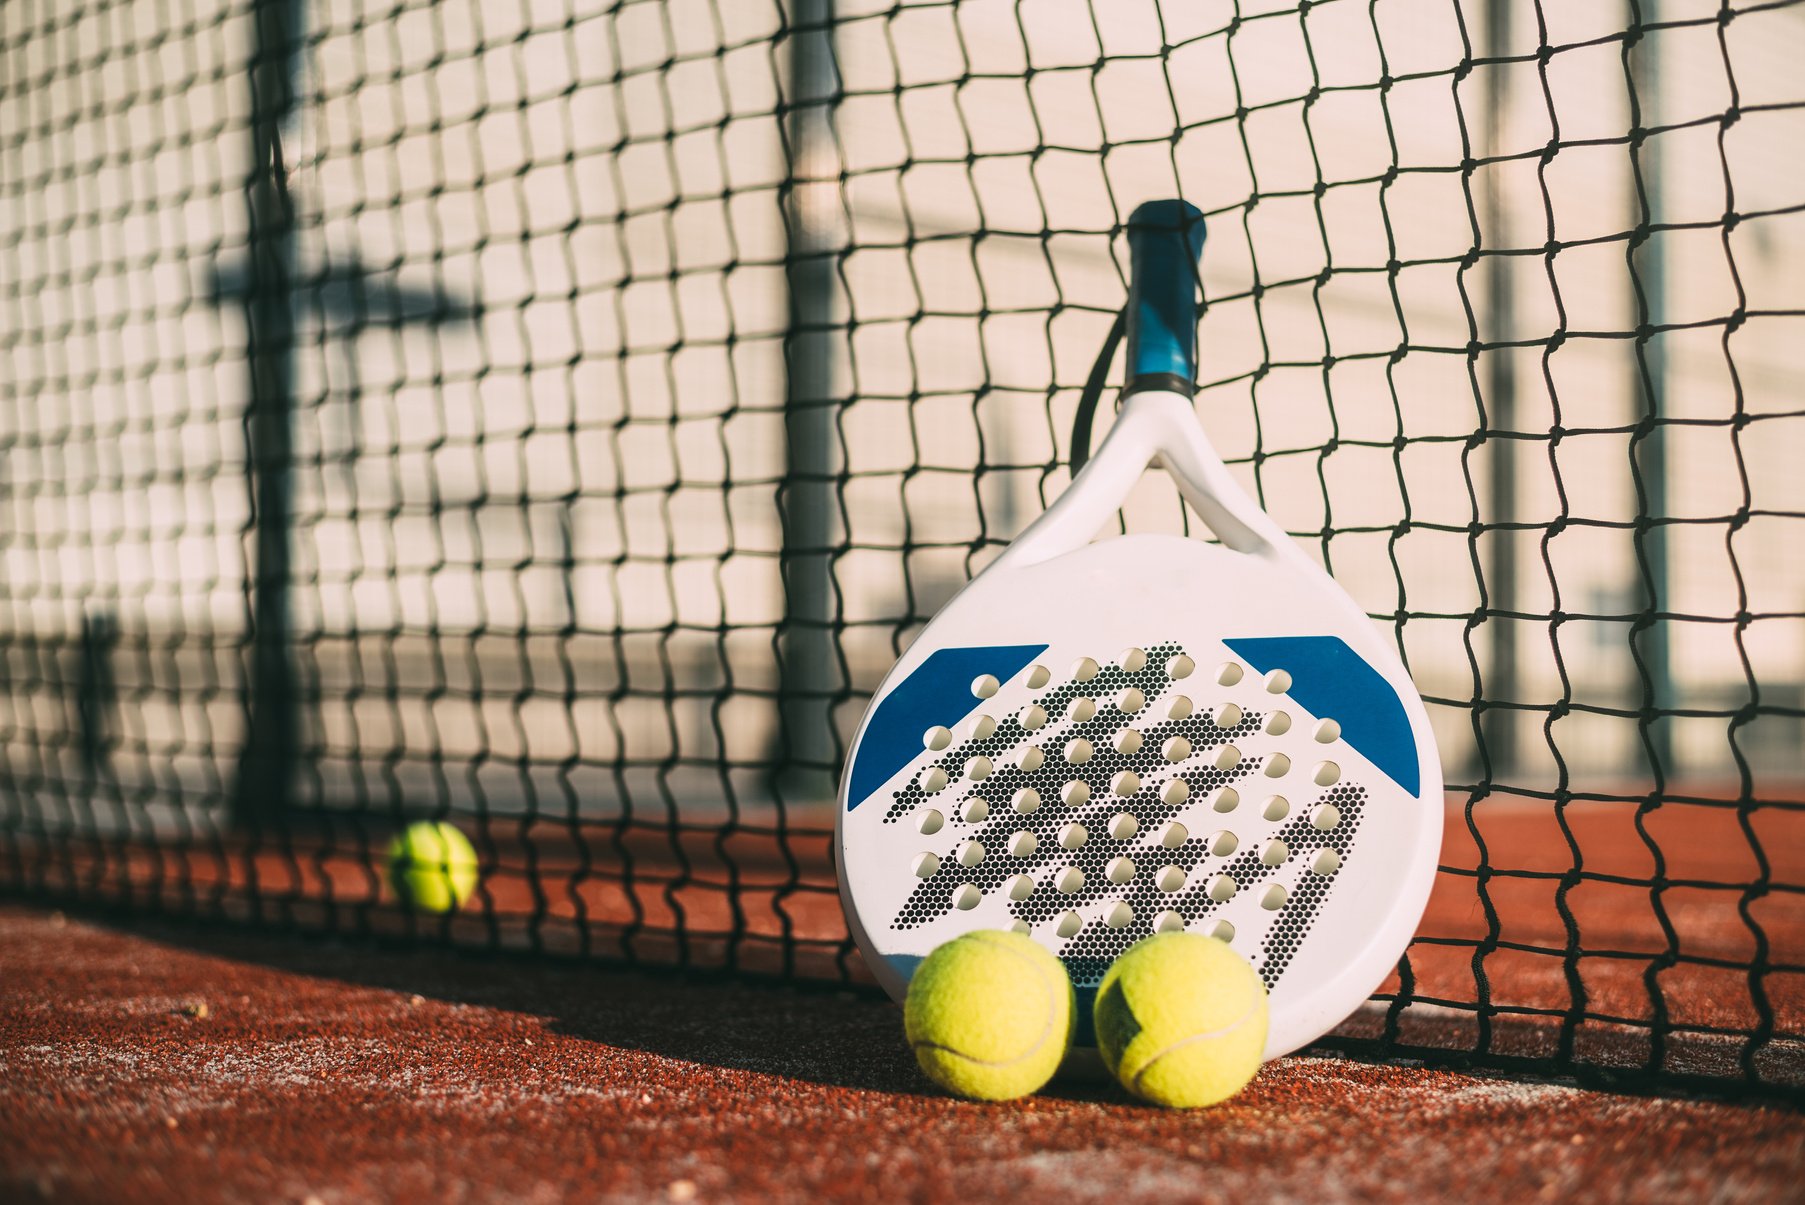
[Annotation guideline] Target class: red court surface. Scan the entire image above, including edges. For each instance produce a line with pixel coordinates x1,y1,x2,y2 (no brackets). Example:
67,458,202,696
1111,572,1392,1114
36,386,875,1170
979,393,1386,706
12,791,1802,1088
2,901,1801,1204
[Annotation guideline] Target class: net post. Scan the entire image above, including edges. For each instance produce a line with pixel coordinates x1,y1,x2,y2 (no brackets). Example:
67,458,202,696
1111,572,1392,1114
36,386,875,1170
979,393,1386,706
233,0,302,826
1628,2,1675,778
76,608,117,780
773,0,845,805
1479,0,1519,782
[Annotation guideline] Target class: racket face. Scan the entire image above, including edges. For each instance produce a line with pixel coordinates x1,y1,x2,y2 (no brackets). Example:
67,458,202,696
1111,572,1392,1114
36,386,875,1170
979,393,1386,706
837,533,1442,1058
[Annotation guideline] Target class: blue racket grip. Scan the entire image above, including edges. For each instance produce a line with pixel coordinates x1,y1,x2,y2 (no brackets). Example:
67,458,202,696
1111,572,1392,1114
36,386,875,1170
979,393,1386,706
1125,199,1207,396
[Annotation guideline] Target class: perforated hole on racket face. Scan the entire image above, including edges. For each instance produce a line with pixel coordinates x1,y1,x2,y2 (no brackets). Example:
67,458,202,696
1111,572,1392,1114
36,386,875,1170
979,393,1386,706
851,638,1386,996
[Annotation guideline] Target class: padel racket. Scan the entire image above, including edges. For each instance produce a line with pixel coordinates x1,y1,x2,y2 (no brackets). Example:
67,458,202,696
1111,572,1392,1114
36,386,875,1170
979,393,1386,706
836,199,1442,1058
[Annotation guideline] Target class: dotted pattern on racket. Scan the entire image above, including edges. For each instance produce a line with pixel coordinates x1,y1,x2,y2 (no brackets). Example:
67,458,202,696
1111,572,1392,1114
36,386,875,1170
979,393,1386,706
879,641,1206,824
880,644,1366,990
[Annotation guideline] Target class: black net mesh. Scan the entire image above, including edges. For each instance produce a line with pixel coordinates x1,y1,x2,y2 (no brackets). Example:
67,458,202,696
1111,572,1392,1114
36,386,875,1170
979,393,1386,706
2,0,1802,1099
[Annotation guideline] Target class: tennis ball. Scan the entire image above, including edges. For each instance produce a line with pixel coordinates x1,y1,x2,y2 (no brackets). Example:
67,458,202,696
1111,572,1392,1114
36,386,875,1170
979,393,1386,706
1094,932,1268,1108
386,821,478,912
903,930,1075,1101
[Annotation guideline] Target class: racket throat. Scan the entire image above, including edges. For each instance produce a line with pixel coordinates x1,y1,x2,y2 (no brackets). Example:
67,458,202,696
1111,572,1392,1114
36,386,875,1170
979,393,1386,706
995,388,1288,574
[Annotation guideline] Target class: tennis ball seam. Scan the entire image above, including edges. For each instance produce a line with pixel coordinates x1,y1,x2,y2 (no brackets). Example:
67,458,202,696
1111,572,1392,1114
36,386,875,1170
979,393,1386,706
907,934,1065,1068
1125,991,1265,1099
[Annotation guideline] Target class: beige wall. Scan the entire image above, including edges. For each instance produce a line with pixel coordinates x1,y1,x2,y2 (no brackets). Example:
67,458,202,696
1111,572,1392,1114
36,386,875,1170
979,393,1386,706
3,0,1801,805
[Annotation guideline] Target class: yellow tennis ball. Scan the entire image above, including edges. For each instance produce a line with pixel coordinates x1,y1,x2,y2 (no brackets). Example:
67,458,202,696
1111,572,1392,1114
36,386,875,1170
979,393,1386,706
386,821,478,913
1094,932,1268,1108
903,930,1075,1101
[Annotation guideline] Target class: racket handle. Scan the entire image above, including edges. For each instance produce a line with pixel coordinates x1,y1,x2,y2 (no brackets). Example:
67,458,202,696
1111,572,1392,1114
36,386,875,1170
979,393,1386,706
1125,199,1206,397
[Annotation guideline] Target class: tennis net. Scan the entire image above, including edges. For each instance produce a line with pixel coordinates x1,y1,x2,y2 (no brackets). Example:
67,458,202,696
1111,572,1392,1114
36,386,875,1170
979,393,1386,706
2,0,1802,1098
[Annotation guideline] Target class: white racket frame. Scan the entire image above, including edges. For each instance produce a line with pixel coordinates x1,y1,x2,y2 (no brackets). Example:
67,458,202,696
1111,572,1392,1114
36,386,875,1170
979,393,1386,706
837,384,1443,1059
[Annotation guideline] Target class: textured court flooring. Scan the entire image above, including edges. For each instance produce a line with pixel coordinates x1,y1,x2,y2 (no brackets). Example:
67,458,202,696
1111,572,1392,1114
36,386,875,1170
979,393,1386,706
1,902,1799,1203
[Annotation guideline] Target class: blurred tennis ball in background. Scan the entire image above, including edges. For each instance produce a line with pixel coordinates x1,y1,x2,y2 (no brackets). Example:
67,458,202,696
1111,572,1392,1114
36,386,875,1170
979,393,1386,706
386,820,479,912
1094,932,1268,1108
903,929,1075,1101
